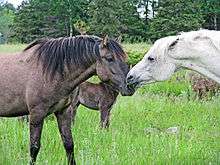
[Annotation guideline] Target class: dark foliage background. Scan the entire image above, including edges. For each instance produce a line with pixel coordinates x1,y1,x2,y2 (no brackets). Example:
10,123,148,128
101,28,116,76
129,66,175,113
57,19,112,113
0,0,220,43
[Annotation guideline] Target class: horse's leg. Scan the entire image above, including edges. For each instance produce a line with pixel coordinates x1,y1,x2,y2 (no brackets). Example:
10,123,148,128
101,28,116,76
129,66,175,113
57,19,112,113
29,106,46,165
65,105,78,125
70,99,80,125
70,105,78,125
100,106,111,129
55,108,76,165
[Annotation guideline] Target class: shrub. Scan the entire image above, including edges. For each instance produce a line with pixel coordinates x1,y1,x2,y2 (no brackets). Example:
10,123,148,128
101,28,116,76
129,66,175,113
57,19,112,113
123,43,151,66
127,51,145,65
187,72,220,99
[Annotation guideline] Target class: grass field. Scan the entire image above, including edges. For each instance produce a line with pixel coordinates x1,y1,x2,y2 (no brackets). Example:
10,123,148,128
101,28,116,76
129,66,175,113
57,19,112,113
0,44,220,165
0,44,26,53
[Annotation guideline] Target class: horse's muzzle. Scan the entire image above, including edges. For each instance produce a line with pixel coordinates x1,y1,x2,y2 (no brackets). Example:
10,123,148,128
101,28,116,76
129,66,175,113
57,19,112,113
126,74,140,90
120,84,135,96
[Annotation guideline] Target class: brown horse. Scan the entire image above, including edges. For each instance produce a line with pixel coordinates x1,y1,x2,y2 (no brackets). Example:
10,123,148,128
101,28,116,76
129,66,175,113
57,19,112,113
0,35,135,165
70,81,119,129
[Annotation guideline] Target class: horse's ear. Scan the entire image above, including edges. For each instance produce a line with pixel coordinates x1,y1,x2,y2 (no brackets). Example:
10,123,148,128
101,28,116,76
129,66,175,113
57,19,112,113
169,38,179,50
101,35,108,48
115,35,122,44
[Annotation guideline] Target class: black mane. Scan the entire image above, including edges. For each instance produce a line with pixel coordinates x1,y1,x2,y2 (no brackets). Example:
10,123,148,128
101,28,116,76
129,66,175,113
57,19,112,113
24,35,126,80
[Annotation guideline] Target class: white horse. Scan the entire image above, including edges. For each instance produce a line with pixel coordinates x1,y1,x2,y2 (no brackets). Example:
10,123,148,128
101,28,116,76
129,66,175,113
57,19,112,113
126,30,220,88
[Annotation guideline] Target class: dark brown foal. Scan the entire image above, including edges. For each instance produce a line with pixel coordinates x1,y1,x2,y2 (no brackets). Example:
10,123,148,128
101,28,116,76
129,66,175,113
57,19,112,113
70,81,119,128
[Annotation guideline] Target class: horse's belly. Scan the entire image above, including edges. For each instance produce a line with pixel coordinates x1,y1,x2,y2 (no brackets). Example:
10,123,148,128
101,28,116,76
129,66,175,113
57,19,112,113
0,96,28,117
79,98,99,110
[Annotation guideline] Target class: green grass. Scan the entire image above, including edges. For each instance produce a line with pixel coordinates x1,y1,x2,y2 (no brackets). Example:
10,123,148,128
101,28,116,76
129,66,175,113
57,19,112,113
0,44,220,165
123,43,151,54
139,71,192,96
0,44,26,53
0,94,220,164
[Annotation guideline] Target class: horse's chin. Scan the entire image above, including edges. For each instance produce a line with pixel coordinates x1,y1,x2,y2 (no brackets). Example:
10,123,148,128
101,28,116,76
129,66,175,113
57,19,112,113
120,86,135,96
139,79,155,86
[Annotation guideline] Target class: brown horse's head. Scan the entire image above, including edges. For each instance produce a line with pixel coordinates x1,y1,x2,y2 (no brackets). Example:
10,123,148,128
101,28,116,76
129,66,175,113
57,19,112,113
24,35,135,96
96,36,134,96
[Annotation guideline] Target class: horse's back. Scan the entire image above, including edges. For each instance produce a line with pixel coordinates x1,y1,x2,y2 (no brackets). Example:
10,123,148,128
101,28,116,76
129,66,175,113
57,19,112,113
0,52,29,87
76,82,103,110
77,82,118,110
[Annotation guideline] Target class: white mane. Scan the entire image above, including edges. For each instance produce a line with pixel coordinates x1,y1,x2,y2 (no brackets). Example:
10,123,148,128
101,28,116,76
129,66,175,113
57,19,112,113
151,29,220,60
154,29,220,49
179,29,220,52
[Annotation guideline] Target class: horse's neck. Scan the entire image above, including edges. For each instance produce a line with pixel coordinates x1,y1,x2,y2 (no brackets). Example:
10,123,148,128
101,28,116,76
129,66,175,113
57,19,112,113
179,53,220,84
62,64,96,95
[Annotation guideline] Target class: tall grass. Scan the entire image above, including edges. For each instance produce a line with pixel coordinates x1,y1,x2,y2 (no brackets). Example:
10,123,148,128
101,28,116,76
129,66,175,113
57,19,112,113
0,44,26,53
123,43,150,53
0,93,220,164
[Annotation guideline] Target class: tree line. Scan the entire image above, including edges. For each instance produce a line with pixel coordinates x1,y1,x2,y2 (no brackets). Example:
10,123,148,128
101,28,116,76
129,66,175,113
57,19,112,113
0,0,220,43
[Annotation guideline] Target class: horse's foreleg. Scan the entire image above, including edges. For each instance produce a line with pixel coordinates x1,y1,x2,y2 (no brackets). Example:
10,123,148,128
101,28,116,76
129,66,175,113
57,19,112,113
29,108,45,165
70,100,80,125
55,108,76,165
70,106,78,125
100,107,111,129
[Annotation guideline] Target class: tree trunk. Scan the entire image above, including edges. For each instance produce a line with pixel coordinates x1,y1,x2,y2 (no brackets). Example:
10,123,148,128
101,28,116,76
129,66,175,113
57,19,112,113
152,0,155,18
145,0,149,25
213,14,217,30
217,14,220,30
69,18,73,37
67,0,73,37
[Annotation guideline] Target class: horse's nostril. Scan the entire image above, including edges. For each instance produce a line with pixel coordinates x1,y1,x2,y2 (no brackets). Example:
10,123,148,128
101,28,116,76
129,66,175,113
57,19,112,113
127,75,134,81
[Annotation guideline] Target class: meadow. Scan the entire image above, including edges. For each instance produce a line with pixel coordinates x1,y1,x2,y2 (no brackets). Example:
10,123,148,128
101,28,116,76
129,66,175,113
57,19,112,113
0,44,220,165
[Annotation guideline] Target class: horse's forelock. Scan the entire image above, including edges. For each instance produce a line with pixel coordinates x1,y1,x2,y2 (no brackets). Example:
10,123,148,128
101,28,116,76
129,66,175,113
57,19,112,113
107,39,127,60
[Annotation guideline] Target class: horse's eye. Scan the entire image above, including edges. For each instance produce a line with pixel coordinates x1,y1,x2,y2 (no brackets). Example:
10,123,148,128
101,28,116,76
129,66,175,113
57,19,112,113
148,56,155,62
105,57,114,62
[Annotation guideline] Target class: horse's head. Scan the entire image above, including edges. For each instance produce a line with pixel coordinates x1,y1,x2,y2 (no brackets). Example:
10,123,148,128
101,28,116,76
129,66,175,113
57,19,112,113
96,36,135,96
127,36,179,89
127,30,218,89
24,35,134,96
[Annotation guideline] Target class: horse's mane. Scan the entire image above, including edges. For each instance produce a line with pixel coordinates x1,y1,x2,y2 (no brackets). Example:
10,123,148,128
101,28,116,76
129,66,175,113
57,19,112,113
23,35,126,79
153,30,220,58
179,30,220,50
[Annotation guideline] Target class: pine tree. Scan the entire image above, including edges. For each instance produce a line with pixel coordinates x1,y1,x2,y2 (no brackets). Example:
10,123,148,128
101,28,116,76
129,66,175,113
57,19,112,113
88,0,147,41
200,0,220,30
12,0,90,43
88,0,121,36
0,2,15,43
149,0,204,41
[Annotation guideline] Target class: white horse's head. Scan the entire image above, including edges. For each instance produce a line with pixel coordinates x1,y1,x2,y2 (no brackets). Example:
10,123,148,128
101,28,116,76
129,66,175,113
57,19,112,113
126,36,179,87
127,30,220,88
